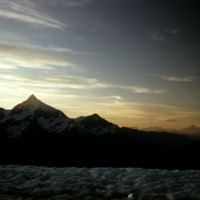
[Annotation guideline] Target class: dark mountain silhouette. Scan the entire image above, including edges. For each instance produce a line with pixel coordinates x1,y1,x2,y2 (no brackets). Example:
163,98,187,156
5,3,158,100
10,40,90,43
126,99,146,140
0,95,199,169
142,125,200,140
179,125,200,140
142,127,169,132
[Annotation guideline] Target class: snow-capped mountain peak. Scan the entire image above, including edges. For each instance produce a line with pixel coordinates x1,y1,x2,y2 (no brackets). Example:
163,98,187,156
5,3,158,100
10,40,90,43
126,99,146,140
10,95,68,120
0,95,120,138
1,95,70,137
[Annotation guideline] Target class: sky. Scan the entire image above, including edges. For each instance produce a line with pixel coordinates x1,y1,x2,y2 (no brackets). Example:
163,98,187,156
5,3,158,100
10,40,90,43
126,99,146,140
0,0,200,129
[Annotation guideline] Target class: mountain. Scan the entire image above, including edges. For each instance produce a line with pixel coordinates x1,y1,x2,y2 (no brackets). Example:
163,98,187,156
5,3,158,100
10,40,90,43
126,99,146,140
141,127,169,132
0,95,119,138
141,125,200,140
0,95,70,137
75,113,119,135
0,95,199,169
0,108,6,121
179,125,200,140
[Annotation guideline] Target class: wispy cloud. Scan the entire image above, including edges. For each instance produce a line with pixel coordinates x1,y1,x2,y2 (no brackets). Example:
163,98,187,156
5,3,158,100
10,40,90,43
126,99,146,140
37,46,97,56
0,74,111,90
164,29,180,34
149,28,180,42
161,76,194,82
98,102,193,119
153,74,195,82
46,0,92,7
0,73,166,94
0,0,65,29
0,44,74,69
0,31,29,44
119,86,167,94
0,73,199,128
165,119,178,122
0,31,96,56
149,32,166,42
86,100,200,128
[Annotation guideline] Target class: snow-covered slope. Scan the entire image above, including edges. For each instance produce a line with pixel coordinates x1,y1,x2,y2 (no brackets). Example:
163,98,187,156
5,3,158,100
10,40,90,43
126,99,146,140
0,95,119,138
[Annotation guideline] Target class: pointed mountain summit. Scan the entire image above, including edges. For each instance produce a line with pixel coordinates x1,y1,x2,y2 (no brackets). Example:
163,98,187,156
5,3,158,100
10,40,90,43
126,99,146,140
12,94,44,112
2,95,70,137
27,94,39,103
22,95,67,118
11,94,67,119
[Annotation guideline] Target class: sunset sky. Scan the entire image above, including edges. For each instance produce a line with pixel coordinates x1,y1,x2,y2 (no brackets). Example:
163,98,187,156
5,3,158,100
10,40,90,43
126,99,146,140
0,0,200,129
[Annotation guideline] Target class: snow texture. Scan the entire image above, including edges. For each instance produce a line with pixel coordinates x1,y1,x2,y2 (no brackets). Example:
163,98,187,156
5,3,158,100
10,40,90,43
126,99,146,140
0,165,200,200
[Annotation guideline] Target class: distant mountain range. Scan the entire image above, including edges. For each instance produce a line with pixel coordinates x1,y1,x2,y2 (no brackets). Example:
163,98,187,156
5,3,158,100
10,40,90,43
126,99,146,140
0,95,199,169
141,125,200,140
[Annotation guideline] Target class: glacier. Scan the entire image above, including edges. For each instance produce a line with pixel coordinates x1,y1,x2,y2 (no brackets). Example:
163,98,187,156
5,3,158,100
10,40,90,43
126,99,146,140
0,165,200,200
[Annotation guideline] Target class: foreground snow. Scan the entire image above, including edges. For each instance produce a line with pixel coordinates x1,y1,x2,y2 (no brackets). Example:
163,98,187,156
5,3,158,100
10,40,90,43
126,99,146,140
0,165,200,200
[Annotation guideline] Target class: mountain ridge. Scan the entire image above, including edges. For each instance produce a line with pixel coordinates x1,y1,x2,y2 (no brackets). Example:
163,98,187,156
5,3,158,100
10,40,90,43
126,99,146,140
0,95,119,137
0,95,199,169
141,125,200,140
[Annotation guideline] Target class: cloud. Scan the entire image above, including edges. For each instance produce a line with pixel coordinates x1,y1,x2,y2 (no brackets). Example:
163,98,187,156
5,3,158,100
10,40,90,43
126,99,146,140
153,74,195,82
0,44,74,69
164,29,180,34
0,74,110,90
118,86,167,94
149,32,166,42
165,119,178,122
0,73,199,128
64,0,92,7
0,83,79,99
0,31,29,44
0,72,167,95
0,63,16,69
149,29,180,42
162,76,194,82
73,99,200,128
46,0,92,7
98,101,200,120
0,32,95,56
37,46,97,56
0,0,65,29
